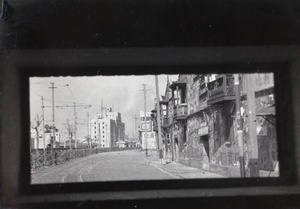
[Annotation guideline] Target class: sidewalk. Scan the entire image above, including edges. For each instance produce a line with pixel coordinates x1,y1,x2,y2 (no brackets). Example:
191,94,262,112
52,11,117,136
144,153,225,179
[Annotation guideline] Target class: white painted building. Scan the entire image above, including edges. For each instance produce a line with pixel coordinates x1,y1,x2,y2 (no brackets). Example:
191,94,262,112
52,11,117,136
90,108,125,148
30,128,60,149
139,111,157,150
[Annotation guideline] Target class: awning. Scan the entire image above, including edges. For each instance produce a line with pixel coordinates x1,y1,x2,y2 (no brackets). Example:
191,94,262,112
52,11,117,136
169,81,186,90
256,105,276,126
256,106,275,116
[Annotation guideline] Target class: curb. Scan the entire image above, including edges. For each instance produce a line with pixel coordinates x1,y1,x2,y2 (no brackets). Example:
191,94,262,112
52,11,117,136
143,157,183,179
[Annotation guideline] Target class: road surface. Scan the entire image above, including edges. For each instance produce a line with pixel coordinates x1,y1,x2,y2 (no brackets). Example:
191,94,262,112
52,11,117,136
31,150,176,184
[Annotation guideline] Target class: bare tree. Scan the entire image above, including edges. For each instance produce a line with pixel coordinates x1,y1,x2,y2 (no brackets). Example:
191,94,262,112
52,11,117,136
32,114,42,155
65,122,74,150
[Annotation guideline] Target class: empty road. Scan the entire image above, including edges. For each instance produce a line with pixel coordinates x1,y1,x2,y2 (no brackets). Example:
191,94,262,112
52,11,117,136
31,150,175,184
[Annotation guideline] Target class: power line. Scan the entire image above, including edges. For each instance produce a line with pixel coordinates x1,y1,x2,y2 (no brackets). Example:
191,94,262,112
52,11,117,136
30,87,42,97
67,86,81,103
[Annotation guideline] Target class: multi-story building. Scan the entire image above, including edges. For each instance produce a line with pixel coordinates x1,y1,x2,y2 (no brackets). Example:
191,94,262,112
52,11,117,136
153,73,278,177
169,75,188,159
90,108,125,148
139,111,157,150
240,73,277,175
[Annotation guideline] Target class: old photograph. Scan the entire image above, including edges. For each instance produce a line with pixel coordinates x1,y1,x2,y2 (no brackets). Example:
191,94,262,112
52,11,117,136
30,73,278,184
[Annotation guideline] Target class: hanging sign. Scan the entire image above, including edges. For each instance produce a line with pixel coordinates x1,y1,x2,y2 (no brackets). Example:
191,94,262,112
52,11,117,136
198,126,208,136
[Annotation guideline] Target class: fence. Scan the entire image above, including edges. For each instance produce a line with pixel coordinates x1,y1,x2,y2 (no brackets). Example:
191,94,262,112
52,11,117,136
30,147,138,170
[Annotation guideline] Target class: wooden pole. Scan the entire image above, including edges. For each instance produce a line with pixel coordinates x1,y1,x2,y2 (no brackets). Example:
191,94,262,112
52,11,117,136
246,74,259,177
41,96,46,165
234,74,245,177
155,75,163,158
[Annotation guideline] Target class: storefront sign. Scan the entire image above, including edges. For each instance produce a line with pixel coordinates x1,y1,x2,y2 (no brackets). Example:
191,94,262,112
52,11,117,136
141,123,152,132
198,126,208,136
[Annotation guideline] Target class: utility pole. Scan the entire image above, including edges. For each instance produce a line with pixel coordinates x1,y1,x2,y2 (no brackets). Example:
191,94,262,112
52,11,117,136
41,96,45,151
101,98,104,118
87,112,90,148
132,115,138,139
44,103,91,148
41,96,46,166
234,74,245,177
246,74,259,177
73,102,77,149
49,83,57,151
139,84,150,156
66,119,72,150
155,75,163,159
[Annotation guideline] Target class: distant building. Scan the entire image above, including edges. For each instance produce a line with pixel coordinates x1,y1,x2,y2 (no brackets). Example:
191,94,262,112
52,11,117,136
90,108,125,148
30,128,60,149
139,111,157,150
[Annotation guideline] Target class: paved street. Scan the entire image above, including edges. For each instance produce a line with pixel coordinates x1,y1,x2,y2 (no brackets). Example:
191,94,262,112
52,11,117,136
31,150,224,184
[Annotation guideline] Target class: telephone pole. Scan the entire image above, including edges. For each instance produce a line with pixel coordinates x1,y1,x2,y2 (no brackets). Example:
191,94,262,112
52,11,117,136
234,74,245,177
49,83,57,151
55,103,91,150
246,74,259,177
139,84,151,156
66,119,72,150
43,102,92,149
74,102,77,149
131,115,138,139
155,75,163,158
41,96,45,151
87,112,91,148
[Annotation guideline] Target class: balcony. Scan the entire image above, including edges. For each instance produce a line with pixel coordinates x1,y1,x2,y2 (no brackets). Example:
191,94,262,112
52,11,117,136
199,87,208,96
207,75,235,105
173,103,188,120
162,116,170,128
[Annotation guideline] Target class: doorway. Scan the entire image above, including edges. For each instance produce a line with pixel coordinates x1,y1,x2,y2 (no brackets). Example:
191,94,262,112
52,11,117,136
200,135,209,159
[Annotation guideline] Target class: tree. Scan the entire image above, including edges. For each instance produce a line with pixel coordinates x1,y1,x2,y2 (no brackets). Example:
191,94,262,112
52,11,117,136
44,124,59,148
84,136,92,148
32,114,42,155
44,124,59,133
65,122,74,150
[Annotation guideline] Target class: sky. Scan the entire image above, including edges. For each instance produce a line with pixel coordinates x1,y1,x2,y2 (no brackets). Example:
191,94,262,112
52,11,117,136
30,74,178,141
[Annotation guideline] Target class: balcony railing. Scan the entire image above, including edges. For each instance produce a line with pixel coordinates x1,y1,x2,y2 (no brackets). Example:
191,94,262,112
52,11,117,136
162,116,169,126
173,103,188,120
199,87,208,96
207,75,235,105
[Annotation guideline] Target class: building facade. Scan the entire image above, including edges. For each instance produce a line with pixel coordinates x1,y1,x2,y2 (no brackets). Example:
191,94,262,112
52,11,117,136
152,73,278,177
139,111,157,150
90,108,125,148
30,128,60,149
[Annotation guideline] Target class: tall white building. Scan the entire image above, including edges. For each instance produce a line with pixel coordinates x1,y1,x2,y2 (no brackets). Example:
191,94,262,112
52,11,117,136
90,108,125,148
